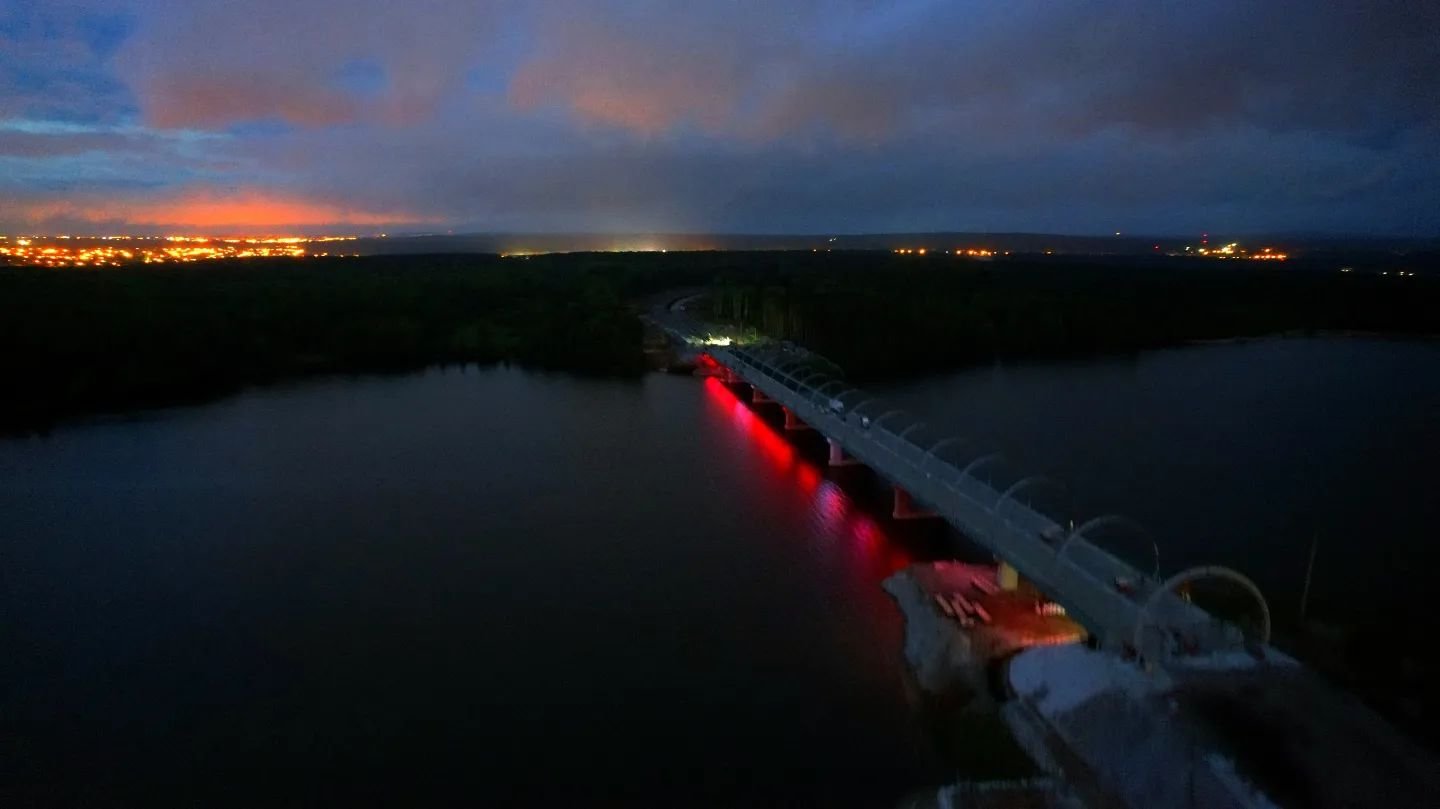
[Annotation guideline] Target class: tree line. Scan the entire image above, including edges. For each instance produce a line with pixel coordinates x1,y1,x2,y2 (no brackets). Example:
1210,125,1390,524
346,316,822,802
5,250,1436,433
0,253,712,434
708,253,1440,379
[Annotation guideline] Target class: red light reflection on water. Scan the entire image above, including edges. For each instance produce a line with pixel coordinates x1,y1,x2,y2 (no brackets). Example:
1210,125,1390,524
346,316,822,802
702,376,911,578
817,480,847,524
795,463,821,494
706,377,795,471
852,514,912,573
700,375,915,680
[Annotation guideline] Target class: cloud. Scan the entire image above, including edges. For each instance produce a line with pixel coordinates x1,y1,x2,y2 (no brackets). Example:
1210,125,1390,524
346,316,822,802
507,2,761,137
138,72,362,130
113,0,508,129
0,130,137,158
2,0,1438,235
504,1,1440,145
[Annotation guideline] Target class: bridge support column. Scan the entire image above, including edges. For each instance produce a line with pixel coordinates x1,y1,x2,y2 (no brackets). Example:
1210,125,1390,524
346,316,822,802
827,438,861,467
719,367,740,384
752,387,775,404
892,486,938,520
783,407,812,431
997,561,1020,591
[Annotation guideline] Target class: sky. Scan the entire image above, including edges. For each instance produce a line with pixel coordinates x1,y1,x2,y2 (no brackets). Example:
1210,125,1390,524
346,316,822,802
2,0,1438,236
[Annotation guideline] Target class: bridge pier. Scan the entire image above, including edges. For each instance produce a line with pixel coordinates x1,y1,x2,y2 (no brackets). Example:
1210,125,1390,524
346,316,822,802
827,438,862,467
752,387,775,404
998,560,1020,591
783,407,812,431
892,486,938,520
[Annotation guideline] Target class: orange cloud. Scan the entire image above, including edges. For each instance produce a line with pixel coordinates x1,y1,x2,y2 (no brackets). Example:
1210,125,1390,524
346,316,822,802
12,188,439,233
506,9,747,138
139,73,361,130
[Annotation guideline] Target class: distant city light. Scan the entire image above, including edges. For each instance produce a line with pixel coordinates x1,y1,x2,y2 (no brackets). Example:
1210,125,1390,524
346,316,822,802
0,235,361,267
1177,241,1287,261
894,246,993,258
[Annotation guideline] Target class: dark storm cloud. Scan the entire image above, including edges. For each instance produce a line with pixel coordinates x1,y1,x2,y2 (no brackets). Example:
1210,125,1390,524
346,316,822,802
505,1,1440,142
1,0,1437,233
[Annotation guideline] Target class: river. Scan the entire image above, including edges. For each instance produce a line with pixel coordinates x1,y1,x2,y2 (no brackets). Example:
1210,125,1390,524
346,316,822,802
3,337,1437,804
2,367,940,806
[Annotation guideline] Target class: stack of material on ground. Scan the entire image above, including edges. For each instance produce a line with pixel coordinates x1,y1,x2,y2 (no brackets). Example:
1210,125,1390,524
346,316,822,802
1004,643,1440,808
885,562,1086,694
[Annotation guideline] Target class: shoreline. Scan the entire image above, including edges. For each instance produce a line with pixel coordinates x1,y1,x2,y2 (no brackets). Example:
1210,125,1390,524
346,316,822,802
1184,328,1440,346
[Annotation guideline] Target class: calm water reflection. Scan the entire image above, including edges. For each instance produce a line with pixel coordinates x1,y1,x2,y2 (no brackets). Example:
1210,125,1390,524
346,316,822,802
2,369,935,806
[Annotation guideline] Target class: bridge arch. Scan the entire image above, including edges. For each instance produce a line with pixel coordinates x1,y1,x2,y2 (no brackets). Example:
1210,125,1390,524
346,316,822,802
898,421,928,441
1135,565,1272,654
871,409,909,431
958,452,1005,483
1059,514,1159,580
892,421,936,464
795,371,829,392
994,475,1070,531
845,399,887,429
771,359,810,382
922,436,972,477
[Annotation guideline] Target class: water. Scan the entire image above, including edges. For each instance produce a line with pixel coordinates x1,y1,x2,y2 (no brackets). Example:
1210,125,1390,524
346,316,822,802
5,337,1437,804
879,337,1440,623
1,368,934,806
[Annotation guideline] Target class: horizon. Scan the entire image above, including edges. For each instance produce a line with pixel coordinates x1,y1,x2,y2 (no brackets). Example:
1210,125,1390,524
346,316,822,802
5,228,1439,243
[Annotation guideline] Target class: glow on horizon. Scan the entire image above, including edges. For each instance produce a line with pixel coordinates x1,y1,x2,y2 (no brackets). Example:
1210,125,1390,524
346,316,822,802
9,189,437,236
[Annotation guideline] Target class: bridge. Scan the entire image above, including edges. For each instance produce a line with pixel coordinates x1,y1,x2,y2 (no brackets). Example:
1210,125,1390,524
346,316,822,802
653,307,1271,668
